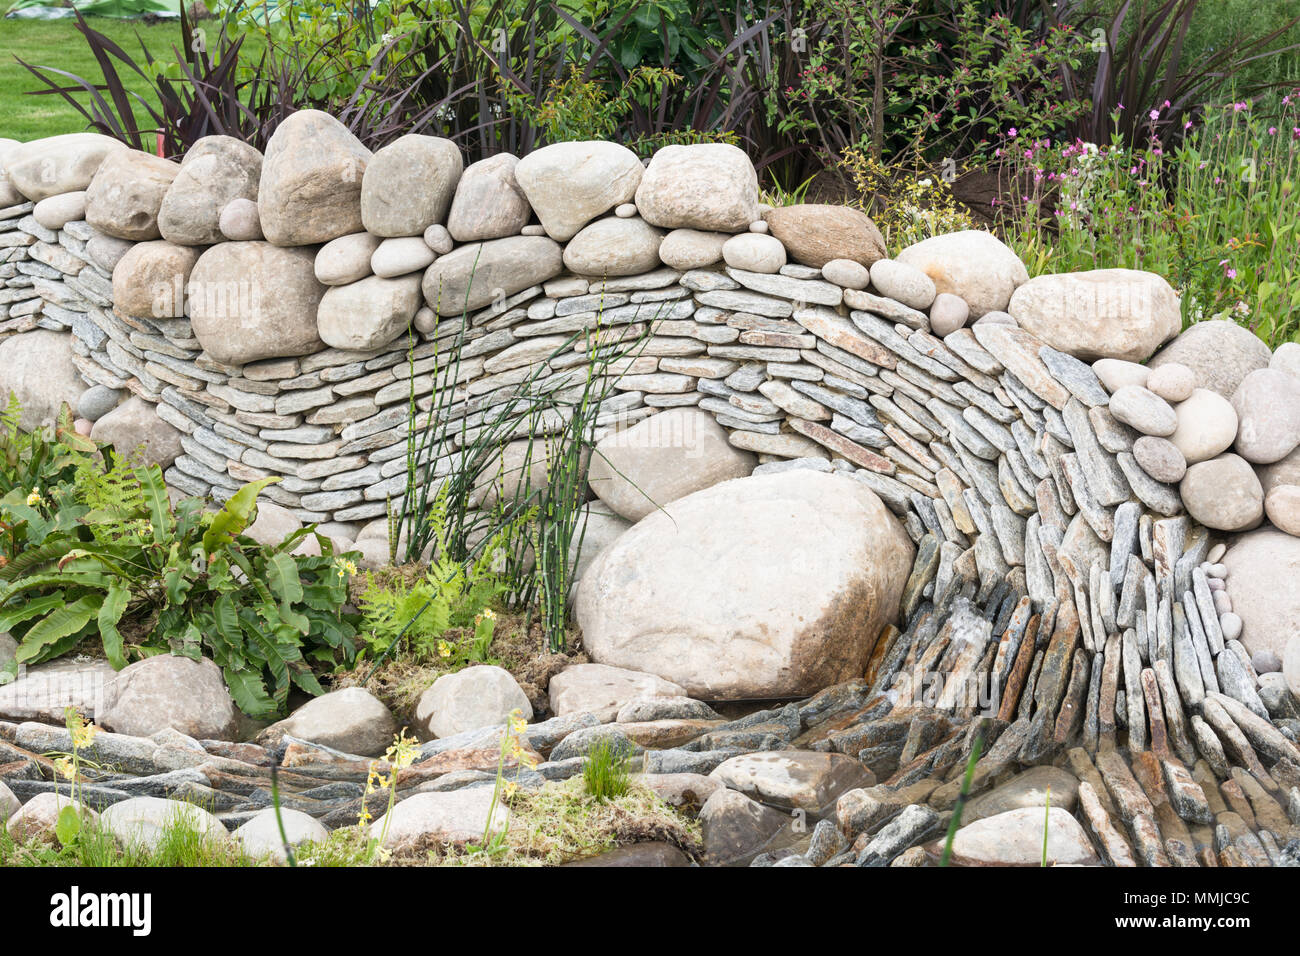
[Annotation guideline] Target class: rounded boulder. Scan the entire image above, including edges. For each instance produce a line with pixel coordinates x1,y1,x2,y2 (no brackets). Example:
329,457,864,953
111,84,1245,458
1007,268,1180,362
575,470,915,699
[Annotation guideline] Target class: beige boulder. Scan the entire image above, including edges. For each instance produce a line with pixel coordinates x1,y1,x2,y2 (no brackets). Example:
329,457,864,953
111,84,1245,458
84,149,180,241
1147,319,1272,398
415,665,532,739
158,135,263,245
575,470,914,699
635,143,758,233
446,153,532,242
99,655,238,739
659,228,728,270
90,396,184,468
257,110,372,245
548,663,687,723
0,331,83,431
2,132,126,201
422,236,563,316
361,133,463,236
1008,268,1181,362
563,216,663,276
317,274,423,351
896,229,1029,318
1223,527,1300,665
765,204,886,269
587,407,756,521
269,687,397,756
370,788,507,847
188,242,326,364
112,240,202,319
514,141,642,241
100,797,229,851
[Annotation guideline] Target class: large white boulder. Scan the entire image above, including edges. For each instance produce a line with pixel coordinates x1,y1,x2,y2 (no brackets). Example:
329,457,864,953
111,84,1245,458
99,655,238,740
422,236,563,316
270,687,398,756
90,396,184,468
158,135,263,246
233,807,329,863
575,470,914,698
370,788,508,847
1147,319,1272,398
83,148,180,241
100,797,229,850
514,141,643,242
257,110,372,246
635,143,759,233
361,133,463,237
548,663,687,723
2,132,126,201
188,242,326,364
415,665,532,739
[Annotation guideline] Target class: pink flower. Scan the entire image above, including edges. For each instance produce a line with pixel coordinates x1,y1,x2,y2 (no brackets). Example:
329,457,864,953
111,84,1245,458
1149,109,1160,120
1008,127,1018,138
1233,101,1249,112
1269,127,1278,135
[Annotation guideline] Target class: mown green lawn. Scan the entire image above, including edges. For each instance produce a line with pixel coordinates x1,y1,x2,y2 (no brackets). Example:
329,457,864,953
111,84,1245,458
0,17,182,141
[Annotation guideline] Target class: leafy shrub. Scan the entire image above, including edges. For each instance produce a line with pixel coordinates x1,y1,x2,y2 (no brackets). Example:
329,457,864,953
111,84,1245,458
0,458,358,717
769,0,1089,169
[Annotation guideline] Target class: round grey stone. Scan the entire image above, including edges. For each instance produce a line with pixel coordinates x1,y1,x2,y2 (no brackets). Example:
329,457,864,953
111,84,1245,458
1132,435,1186,483
77,384,124,422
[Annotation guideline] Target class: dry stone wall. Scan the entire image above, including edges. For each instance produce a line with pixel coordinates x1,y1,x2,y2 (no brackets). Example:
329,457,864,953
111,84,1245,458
3,115,1300,719
7,119,1300,867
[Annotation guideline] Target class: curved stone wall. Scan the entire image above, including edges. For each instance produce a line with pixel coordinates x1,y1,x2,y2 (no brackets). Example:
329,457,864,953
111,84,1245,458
3,117,1300,717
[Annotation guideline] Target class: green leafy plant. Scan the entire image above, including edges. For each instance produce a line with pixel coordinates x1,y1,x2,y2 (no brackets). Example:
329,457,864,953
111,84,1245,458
0,458,358,716
356,487,510,667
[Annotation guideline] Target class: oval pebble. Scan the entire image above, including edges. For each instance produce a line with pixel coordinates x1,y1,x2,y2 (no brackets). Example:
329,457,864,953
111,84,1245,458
1146,362,1195,402
928,293,970,336
1132,435,1186,483
1109,385,1177,436
821,258,870,290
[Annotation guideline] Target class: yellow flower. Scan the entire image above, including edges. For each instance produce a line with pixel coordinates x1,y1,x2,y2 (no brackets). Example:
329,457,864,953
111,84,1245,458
502,781,518,799
481,608,497,622
335,558,358,579
26,488,42,507
384,729,419,771
54,756,75,781
437,639,452,658
508,709,526,735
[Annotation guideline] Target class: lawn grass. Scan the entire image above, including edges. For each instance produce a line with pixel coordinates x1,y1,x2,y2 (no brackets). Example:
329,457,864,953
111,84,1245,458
0,17,183,141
